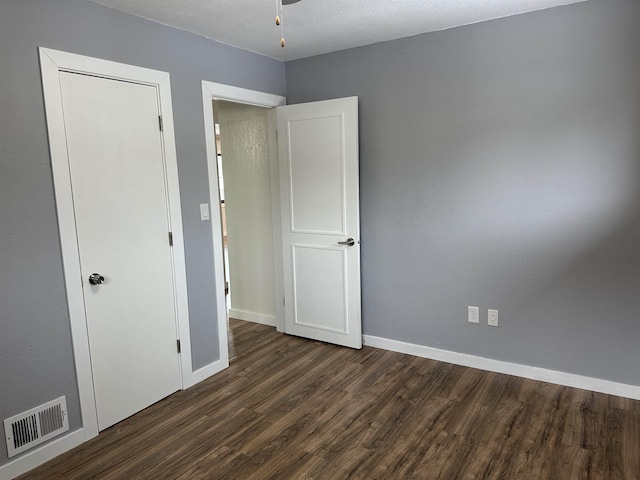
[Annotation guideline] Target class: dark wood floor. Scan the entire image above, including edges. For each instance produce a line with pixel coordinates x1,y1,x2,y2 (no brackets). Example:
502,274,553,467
19,319,640,479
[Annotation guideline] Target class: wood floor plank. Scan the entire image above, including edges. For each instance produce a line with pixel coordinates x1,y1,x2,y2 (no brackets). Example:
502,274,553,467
17,319,640,480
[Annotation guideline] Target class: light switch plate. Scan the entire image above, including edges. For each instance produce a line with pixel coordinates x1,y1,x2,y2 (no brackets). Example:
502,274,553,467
200,203,210,221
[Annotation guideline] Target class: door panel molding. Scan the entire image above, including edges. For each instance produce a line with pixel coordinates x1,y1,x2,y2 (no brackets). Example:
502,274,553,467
286,113,347,236
201,81,286,340
39,48,191,441
291,244,349,334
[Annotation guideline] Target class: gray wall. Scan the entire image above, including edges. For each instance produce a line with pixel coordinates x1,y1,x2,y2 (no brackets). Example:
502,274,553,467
286,0,640,386
0,0,284,465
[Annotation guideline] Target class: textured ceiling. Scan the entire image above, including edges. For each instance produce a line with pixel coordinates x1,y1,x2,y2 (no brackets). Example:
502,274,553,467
88,0,589,61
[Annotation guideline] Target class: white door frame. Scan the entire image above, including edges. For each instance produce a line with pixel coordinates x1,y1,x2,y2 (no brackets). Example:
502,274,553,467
201,81,287,342
40,48,192,441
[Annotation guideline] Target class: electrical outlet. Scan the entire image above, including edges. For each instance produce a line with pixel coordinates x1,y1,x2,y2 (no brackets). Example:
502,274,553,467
488,309,499,327
468,306,480,324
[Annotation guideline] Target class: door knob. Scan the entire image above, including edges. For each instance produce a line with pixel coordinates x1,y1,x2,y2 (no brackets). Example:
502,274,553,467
338,238,355,247
88,273,105,285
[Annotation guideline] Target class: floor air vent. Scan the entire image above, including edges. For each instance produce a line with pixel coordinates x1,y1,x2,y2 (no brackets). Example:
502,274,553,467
4,396,69,458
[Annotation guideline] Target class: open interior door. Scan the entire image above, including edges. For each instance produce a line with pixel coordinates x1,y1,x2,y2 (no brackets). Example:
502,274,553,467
276,97,361,349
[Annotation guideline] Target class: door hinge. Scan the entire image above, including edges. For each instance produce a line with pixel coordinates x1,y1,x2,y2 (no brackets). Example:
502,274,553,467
283,296,286,306
158,115,163,132
169,231,173,246
177,339,181,353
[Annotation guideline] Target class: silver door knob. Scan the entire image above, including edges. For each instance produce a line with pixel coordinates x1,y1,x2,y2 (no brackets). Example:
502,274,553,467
338,238,355,247
88,273,105,285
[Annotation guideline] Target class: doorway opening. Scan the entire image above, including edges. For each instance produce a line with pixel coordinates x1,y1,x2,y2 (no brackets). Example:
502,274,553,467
203,82,362,360
212,100,278,361
201,81,286,372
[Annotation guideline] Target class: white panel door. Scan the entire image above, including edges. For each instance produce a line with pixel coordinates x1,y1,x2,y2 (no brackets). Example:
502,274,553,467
277,97,361,349
59,72,181,431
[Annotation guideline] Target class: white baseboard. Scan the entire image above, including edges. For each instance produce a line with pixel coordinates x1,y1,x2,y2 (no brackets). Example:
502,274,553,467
1,428,85,480
363,334,640,401
229,308,276,327
183,357,229,389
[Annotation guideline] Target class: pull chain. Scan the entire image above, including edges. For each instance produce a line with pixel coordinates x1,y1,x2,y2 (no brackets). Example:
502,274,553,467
276,0,285,47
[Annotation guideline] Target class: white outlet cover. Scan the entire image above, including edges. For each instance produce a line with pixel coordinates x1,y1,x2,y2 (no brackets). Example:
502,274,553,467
468,306,480,324
488,309,499,327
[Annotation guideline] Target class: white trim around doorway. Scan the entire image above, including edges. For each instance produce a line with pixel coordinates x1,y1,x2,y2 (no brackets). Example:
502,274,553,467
36,46,192,458
201,81,286,343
